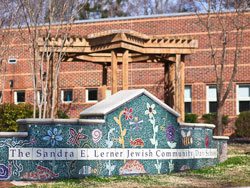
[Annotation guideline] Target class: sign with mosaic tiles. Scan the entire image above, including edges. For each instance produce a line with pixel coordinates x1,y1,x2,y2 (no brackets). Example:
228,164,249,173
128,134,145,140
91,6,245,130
0,89,228,181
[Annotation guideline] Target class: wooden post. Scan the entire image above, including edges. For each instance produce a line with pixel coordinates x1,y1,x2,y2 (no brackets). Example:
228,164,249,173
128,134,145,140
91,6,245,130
122,50,129,90
100,85,107,100
175,54,180,113
111,51,118,94
180,60,185,122
101,64,108,100
175,54,185,122
164,62,175,108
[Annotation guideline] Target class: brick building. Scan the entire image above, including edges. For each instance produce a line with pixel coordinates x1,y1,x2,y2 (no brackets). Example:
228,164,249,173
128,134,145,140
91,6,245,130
1,12,250,123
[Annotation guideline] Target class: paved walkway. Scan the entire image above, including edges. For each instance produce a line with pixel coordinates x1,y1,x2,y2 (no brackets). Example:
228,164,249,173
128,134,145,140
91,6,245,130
0,181,32,187
0,182,14,188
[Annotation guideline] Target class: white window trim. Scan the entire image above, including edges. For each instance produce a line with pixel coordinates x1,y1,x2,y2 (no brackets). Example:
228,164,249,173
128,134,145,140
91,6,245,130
206,85,217,113
0,92,2,104
236,85,239,115
61,90,73,103
236,84,250,115
85,88,98,103
14,91,25,104
184,86,192,102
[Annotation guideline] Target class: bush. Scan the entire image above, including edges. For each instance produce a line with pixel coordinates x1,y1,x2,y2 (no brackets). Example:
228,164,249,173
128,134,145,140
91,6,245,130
0,103,33,132
235,111,250,138
185,113,198,123
202,113,229,125
57,109,69,119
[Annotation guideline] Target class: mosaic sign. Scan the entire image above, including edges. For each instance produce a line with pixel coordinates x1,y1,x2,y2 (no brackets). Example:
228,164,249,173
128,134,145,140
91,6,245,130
9,148,217,160
0,90,228,181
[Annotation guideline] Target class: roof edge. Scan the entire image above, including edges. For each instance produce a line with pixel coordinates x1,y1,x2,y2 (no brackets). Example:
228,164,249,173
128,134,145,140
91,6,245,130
180,122,215,129
17,118,105,125
80,89,180,117
142,89,180,117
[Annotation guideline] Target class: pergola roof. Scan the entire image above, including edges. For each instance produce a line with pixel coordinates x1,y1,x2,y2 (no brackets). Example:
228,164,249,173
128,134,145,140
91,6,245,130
38,30,198,63
37,30,196,122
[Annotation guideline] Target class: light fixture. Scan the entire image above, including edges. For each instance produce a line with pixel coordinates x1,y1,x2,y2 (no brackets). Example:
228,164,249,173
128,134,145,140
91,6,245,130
9,80,14,89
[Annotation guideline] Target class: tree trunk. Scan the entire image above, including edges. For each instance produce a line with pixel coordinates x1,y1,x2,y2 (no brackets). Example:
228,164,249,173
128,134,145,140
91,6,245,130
33,89,37,118
216,104,223,136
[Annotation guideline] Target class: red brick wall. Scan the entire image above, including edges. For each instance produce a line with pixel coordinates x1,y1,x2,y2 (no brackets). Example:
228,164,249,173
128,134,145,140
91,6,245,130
1,12,250,118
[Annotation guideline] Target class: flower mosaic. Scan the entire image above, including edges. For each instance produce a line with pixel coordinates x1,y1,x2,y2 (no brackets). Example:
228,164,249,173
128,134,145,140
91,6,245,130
145,103,156,119
42,128,63,147
123,108,133,120
166,125,175,142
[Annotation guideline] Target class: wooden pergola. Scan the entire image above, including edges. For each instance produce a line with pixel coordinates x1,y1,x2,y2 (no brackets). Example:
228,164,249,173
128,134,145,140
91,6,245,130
38,30,198,121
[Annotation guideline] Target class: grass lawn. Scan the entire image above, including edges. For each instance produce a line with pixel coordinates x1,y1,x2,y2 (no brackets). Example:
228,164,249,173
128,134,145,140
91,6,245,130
17,143,250,188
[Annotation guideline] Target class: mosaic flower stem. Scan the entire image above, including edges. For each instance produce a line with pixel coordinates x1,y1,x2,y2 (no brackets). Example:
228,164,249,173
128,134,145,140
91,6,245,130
114,110,126,149
146,104,161,174
114,110,127,163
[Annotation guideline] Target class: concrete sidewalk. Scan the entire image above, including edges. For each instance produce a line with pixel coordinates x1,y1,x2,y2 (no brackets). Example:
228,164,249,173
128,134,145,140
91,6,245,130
0,181,32,188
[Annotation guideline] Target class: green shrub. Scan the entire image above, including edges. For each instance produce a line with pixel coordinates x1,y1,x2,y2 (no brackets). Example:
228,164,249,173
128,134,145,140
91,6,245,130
202,113,229,125
185,113,198,123
235,111,250,138
57,109,69,119
0,103,33,132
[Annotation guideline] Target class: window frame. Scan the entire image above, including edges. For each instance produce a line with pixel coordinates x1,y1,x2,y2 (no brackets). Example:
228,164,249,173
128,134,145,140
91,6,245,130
14,91,25,104
184,85,192,113
8,57,17,64
236,84,250,114
85,88,98,103
206,85,217,113
0,91,2,103
61,89,73,103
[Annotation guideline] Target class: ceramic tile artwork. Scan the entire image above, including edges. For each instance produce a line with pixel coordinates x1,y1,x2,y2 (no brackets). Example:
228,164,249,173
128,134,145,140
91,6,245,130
0,92,227,181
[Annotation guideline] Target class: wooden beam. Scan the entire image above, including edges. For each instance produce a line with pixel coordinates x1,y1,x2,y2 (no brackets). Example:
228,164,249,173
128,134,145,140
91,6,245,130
131,55,150,62
122,50,129,90
111,51,118,94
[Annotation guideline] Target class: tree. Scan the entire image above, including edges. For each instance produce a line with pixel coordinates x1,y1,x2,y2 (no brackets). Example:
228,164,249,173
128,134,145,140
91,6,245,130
0,0,21,103
78,0,128,19
193,0,250,135
18,0,82,118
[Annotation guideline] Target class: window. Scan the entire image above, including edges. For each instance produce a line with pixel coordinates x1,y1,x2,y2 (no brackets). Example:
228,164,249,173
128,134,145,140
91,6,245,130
237,85,250,114
8,57,17,64
86,88,98,102
184,86,192,113
14,91,25,104
206,86,217,113
61,90,73,103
